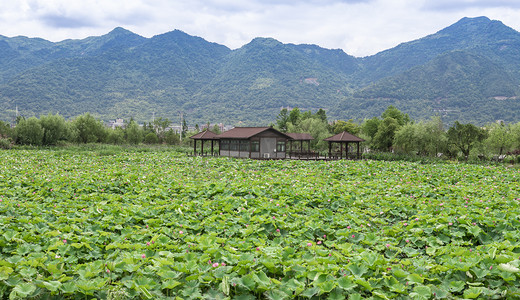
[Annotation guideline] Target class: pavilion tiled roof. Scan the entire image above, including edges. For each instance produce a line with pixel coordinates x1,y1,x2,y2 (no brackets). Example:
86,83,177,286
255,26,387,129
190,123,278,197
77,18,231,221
189,130,219,140
286,133,314,141
323,131,365,142
217,127,293,139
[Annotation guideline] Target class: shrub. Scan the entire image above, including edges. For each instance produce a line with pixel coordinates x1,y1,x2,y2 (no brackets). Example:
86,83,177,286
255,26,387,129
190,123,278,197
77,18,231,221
0,138,13,149
144,132,159,144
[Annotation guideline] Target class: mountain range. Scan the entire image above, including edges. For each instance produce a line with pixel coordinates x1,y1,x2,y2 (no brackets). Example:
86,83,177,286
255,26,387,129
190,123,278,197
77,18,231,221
1,16,519,126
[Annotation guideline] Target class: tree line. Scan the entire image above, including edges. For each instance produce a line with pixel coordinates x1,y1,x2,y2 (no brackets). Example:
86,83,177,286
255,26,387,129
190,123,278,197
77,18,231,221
0,113,193,149
274,106,520,162
2,107,520,163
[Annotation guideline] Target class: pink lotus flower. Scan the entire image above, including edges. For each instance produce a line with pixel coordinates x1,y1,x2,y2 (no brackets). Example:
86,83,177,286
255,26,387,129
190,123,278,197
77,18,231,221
386,244,390,248
212,263,219,267
179,230,184,234
276,229,280,233
141,254,146,259
406,239,410,243
307,242,312,246
256,247,260,251
221,262,226,266
146,242,150,246
352,235,355,238
323,235,327,239
317,241,322,245
63,239,67,244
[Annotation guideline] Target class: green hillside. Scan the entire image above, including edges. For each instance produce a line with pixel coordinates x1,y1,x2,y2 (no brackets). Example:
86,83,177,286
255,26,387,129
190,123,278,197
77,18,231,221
1,16,520,125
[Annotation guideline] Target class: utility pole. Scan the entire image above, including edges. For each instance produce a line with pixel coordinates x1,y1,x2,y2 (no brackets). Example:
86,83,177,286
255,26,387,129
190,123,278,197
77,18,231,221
179,111,184,141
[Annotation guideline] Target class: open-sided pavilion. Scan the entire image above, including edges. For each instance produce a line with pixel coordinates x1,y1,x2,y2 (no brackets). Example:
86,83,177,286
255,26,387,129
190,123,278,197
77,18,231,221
323,131,365,159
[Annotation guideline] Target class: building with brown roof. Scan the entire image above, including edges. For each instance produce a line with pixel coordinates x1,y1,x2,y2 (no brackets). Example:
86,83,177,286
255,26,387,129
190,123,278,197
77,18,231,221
217,127,292,159
190,128,365,160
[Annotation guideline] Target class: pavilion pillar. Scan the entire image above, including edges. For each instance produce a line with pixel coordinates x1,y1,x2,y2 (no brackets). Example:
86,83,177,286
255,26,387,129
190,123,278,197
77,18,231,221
346,142,349,159
211,140,214,156
201,140,204,156
193,140,197,156
340,142,343,159
357,142,360,159
328,142,332,158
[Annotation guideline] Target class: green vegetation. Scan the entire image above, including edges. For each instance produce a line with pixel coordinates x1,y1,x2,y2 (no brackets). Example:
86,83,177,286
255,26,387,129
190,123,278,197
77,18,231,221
1,17,520,125
1,150,520,298
4,113,188,148
5,103,520,164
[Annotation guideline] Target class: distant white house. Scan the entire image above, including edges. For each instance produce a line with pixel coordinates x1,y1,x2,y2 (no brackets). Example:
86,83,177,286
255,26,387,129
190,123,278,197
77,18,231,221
108,119,125,129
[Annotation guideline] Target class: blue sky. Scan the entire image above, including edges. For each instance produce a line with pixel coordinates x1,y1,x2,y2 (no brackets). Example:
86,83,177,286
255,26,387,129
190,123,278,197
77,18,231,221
2,0,520,57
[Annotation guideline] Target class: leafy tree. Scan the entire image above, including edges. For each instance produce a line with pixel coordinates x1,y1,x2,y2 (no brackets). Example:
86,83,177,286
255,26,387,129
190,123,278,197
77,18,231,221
373,117,400,151
288,107,301,126
512,122,520,150
72,113,107,143
297,118,330,151
211,124,222,134
39,113,69,145
153,117,171,142
106,128,125,145
125,120,143,145
332,120,360,135
15,117,44,146
164,129,180,145
361,117,381,142
0,120,12,138
447,121,487,159
381,105,410,126
416,116,447,156
301,110,313,121
276,108,289,132
484,122,514,155
144,132,159,144
315,109,328,123
393,123,417,154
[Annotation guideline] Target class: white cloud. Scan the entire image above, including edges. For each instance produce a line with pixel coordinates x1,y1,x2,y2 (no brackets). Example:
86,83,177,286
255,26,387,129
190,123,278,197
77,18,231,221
0,0,519,56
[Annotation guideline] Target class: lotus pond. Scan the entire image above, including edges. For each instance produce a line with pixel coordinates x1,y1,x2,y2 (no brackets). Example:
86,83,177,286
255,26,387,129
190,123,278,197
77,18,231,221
1,149,520,299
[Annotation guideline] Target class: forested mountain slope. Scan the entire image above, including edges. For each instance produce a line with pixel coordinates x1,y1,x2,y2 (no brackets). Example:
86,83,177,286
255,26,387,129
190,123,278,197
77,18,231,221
1,16,519,125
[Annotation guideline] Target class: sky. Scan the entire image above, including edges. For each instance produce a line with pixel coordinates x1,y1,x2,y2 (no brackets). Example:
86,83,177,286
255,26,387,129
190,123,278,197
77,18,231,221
2,0,520,57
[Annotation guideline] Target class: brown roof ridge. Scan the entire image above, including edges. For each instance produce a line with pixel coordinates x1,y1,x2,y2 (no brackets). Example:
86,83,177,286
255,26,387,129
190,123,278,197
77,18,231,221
217,126,293,139
324,131,365,142
189,129,219,140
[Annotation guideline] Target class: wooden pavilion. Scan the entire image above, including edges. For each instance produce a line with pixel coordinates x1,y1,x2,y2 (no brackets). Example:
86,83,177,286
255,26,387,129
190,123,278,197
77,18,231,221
324,131,364,159
190,130,219,156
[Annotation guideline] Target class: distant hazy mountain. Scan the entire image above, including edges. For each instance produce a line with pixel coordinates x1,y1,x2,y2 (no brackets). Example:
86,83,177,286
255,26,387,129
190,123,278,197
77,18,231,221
1,16,519,125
